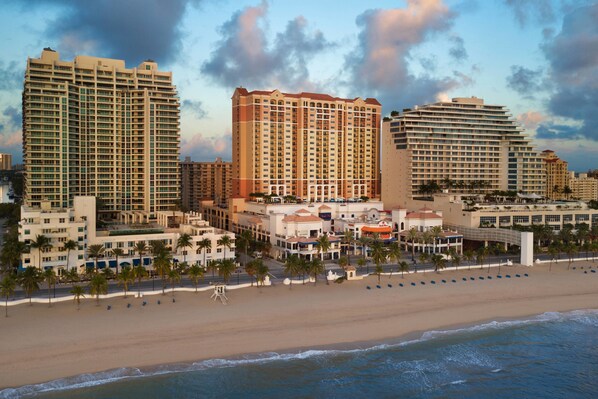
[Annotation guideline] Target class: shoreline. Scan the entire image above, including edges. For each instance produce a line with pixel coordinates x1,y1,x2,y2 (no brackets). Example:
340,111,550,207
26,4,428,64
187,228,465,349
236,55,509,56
2,262,598,391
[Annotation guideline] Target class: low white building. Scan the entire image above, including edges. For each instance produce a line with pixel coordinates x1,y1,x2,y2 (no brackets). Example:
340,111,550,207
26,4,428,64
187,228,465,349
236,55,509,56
19,196,235,274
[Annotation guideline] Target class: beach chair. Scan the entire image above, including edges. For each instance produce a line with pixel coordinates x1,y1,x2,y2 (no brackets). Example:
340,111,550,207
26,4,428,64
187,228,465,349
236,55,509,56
411,282,416,286
399,283,404,287
462,277,467,281
524,273,529,277
591,270,596,273
487,276,492,280
442,279,446,283
515,274,521,278
451,279,456,283
388,284,393,288
366,286,371,290
142,301,147,306
470,277,475,281
106,305,111,311
420,281,426,285
479,276,485,280
127,303,131,308
157,300,161,305
431,280,436,284
497,275,502,278
376,285,381,289
506,275,511,278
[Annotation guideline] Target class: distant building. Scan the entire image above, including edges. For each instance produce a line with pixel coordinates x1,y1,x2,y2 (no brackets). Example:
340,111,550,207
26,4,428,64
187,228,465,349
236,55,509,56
181,157,232,211
382,97,545,209
0,153,12,170
19,196,234,274
569,172,598,202
22,48,180,221
540,150,569,200
232,88,381,202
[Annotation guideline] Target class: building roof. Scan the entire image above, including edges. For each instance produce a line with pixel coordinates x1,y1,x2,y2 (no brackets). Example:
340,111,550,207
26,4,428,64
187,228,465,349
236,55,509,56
405,211,442,219
318,205,331,210
296,209,312,214
234,88,381,106
282,215,322,223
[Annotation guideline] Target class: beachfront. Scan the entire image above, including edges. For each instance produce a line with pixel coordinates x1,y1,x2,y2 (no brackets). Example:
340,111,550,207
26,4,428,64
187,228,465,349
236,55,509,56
1,261,598,390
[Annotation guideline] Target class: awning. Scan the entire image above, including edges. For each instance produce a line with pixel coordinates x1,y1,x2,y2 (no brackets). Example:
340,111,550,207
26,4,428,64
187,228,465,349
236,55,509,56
120,261,131,267
143,257,151,265
85,261,94,269
97,261,106,269
109,260,117,268
133,258,140,266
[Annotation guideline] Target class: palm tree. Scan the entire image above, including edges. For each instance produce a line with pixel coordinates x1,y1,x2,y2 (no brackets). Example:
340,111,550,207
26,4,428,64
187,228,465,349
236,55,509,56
256,261,270,287
563,185,573,200
370,239,387,279
421,231,433,254
187,264,204,292
547,243,559,271
357,257,366,272
477,246,488,270
176,233,192,263
134,241,148,272
387,242,402,276
65,268,79,285
87,244,105,273
153,250,171,294
431,254,446,273
309,258,324,285
338,255,349,270
133,264,148,296
398,261,410,278
43,268,57,307
358,236,370,260
88,273,108,306
451,252,462,271
464,249,475,270
197,238,212,268
168,267,181,296
236,230,254,272
418,252,429,274
63,239,78,273
30,234,52,270
406,228,419,260
70,285,85,310
218,259,236,284
316,234,331,262
564,242,578,270
245,259,258,286
217,235,233,260
102,267,115,280
110,247,125,277
284,254,300,289
0,275,16,317
117,266,134,298
17,266,41,305
430,226,443,254
343,229,356,260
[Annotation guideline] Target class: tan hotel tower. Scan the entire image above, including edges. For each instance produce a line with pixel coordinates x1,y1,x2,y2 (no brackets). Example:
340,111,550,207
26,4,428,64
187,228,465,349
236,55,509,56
22,49,179,221
232,88,381,201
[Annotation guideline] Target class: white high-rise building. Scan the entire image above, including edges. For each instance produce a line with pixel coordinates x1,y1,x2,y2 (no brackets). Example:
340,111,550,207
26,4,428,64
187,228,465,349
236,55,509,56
382,97,545,208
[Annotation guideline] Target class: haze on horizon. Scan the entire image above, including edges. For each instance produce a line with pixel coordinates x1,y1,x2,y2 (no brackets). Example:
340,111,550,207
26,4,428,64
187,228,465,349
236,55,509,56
0,0,596,171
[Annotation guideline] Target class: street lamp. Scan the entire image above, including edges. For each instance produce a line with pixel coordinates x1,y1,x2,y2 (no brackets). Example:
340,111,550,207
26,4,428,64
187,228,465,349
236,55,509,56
235,267,241,285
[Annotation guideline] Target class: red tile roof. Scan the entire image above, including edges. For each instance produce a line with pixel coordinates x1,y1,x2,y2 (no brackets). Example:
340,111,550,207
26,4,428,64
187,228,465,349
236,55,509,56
235,88,381,106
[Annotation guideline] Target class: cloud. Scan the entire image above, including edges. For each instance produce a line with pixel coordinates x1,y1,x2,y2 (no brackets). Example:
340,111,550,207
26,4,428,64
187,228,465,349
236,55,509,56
23,0,200,65
180,132,232,162
0,105,23,162
506,65,545,98
0,61,22,91
535,123,583,139
503,0,557,28
448,35,468,61
182,100,207,119
201,1,333,91
344,0,466,110
517,111,547,129
542,3,598,140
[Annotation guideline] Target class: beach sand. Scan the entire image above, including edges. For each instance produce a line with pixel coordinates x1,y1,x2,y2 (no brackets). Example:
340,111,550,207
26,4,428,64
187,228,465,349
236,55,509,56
2,261,598,389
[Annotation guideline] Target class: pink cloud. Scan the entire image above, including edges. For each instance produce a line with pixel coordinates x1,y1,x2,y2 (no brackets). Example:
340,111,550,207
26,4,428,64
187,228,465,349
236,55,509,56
517,111,547,130
180,132,232,162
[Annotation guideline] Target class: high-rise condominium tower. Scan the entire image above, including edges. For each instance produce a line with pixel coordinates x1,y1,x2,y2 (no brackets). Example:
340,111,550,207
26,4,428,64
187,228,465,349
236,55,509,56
180,157,232,211
22,49,180,220
382,97,545,208
232,88,381,201
540,149,569,200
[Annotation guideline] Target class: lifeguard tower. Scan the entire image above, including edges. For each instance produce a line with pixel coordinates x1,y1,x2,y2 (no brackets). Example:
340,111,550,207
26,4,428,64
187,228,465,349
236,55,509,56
210,284,228,304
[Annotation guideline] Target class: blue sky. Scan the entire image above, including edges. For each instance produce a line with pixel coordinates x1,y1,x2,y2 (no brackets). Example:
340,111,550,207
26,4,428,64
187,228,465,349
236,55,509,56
0,0,596,171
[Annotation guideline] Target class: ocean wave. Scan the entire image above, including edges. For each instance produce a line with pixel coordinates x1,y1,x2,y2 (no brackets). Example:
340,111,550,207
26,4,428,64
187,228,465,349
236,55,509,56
3,309,597,398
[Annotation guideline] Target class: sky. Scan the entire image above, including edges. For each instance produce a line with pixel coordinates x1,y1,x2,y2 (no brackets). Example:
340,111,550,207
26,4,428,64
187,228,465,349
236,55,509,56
0,0,596,172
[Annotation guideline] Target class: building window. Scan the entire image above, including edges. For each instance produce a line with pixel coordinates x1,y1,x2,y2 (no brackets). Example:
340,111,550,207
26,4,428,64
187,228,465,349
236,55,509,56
513,216,530,224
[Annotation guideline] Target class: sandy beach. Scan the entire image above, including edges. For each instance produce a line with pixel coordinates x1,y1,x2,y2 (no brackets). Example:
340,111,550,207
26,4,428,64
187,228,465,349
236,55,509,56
2,261,598,390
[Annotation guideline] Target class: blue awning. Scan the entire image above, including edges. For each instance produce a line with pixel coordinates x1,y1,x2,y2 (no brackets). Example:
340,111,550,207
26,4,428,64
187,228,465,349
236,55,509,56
97,261,106,269
109,260,117,268
120,261,131,267
133,258,140,266
173,258,179,263
85,261,94,269
143,257,151,265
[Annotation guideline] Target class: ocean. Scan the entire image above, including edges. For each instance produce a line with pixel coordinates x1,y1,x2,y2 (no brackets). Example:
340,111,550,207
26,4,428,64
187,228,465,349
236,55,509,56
3,310,598,398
